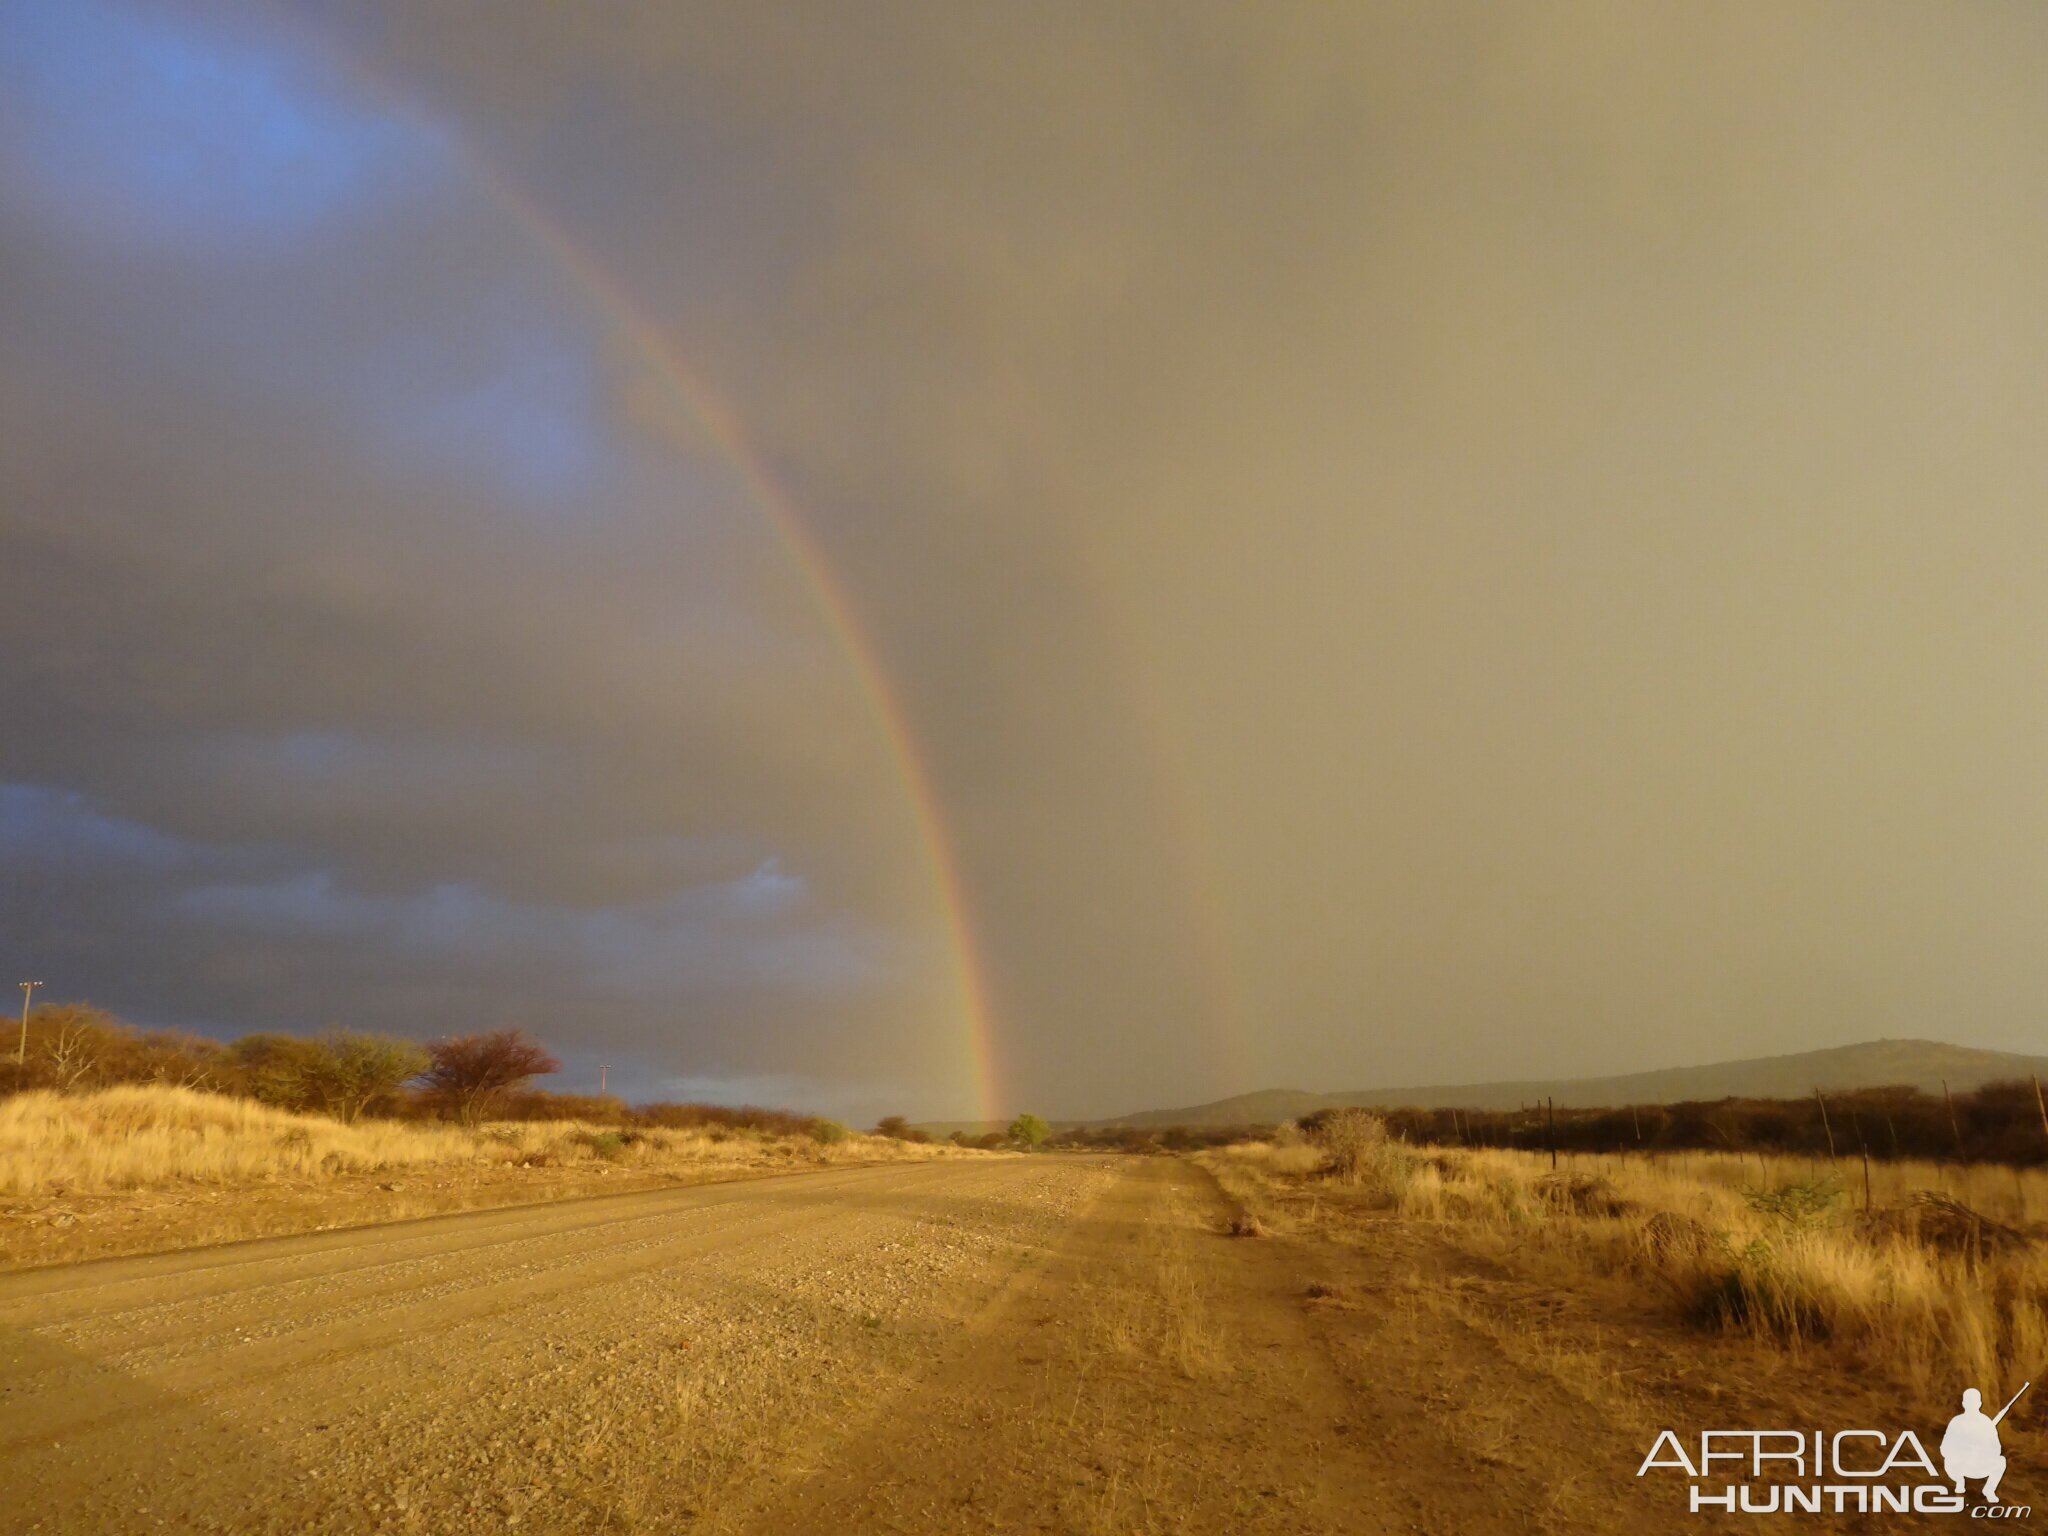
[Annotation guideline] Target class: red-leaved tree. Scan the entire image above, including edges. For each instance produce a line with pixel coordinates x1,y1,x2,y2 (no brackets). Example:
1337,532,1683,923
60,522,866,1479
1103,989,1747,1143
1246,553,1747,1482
423,1031,561,1124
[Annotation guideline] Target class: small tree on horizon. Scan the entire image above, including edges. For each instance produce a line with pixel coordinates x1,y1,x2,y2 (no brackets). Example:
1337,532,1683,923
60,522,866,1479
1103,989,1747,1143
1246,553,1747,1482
423,1030,561,1124
1008,1112,1051,1147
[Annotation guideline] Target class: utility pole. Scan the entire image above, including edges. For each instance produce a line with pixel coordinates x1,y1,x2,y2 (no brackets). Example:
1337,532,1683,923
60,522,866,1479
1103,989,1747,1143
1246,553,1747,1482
599,1064,610,1096
17,981,41,1066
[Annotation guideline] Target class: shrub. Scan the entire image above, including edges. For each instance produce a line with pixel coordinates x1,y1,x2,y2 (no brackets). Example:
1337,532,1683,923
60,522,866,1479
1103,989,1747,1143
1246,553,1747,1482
1685,1239,1833,1340
1008,1112,1052,1147
574,1130,627,1162
499,1091,632,1125
422,1031,561,1125
1743,1177,1844,1229
809,1118,851,1145
1533,1172,1630,1218
637,1102,815,1137
310,1032,430,1122
6,1005,124,1092
1303,1108,1387,1181
232,1034,334,1113
230,1031,428,1121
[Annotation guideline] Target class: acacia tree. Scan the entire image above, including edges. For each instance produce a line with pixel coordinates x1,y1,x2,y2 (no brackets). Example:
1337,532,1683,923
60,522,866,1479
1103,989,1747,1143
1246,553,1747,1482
313,1032,430,1123
1008,1112,1051,1148
30,1005,120,1091
423,1031,561,1124
233,1034,334,1112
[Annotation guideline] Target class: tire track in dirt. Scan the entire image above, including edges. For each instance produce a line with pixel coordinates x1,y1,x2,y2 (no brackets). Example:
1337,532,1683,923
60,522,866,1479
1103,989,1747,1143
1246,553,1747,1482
733,1157,1423,1535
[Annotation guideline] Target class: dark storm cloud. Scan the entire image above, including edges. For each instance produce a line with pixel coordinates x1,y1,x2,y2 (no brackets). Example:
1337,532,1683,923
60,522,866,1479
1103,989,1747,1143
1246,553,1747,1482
8,1,2048,1117
0,0,963,1115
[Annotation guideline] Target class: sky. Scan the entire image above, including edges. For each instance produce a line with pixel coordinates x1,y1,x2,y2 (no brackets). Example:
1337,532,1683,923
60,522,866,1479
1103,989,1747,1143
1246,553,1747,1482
4,1,2048,1122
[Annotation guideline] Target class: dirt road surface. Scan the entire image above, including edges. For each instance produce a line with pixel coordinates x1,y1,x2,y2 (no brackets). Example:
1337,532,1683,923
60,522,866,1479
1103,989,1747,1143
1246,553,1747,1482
0,1156,1909,1533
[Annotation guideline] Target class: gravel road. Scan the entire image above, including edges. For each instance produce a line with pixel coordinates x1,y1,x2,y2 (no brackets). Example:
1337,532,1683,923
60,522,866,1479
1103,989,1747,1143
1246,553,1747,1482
0,1157,1118,1535
0,1152,1820,1535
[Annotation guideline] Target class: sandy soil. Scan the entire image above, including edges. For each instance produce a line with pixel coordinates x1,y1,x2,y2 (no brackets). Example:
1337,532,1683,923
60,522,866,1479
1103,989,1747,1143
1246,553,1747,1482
0,1155,1988,1533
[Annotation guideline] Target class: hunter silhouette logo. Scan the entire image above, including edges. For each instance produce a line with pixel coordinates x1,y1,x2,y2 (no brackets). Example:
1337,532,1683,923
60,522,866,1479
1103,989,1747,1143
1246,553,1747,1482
1636,1380,2033,1515
1941,1383,2027,1504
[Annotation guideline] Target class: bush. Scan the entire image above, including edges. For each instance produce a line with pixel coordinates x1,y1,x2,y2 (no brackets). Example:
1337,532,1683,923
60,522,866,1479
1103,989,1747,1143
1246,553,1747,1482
1533,1172,1630,1217
422,1031,561,1124
637,1102,816,1137
5,1005,126,1093
1685,1240,1833,1340
499,1091,632,1125
312,1032,431,1122
1008,1112,1052,1147
1302,1108,1388,1181
809,1118,851,1145
231,1032,428,1122
1743,1177,1844,1229
574,1130,627,1162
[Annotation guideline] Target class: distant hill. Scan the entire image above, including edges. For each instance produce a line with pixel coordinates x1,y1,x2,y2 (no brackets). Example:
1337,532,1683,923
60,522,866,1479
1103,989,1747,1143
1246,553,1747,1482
1094,1039,2048,1127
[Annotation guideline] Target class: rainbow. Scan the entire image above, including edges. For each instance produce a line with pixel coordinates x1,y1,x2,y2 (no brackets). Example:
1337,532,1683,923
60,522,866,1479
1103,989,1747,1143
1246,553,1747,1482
479,180,1005,1123
291,25,1005,1120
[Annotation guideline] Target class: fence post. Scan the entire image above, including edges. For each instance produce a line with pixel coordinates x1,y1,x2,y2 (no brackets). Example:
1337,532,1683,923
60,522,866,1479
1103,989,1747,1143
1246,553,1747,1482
1944,1079,1964,1158
1547,1097,1557,1172
1847,1102,1871,1211
1815,1088,1836,1158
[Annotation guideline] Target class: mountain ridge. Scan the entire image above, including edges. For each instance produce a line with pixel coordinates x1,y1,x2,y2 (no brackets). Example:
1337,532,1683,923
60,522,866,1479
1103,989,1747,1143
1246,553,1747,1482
1090,1038,2048,1128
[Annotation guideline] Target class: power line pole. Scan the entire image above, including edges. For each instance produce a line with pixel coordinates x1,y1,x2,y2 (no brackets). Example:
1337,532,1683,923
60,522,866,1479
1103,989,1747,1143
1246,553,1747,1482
599,1064,610,1095
17,981,42,1066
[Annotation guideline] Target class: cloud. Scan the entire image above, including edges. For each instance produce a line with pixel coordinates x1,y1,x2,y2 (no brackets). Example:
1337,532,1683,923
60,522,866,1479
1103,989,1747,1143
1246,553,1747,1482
0,783,205,873
173,857,849,998
6,2,2048,1118
0,0,427,254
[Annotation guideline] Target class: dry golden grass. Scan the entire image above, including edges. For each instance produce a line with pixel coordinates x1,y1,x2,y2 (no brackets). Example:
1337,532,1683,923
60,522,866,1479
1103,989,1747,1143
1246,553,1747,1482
0,1083,969,1198
1066,1179,1221,1381
1146,1182,1224,1377
1200,1128,2048,1420
1202,1140,1316,1235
